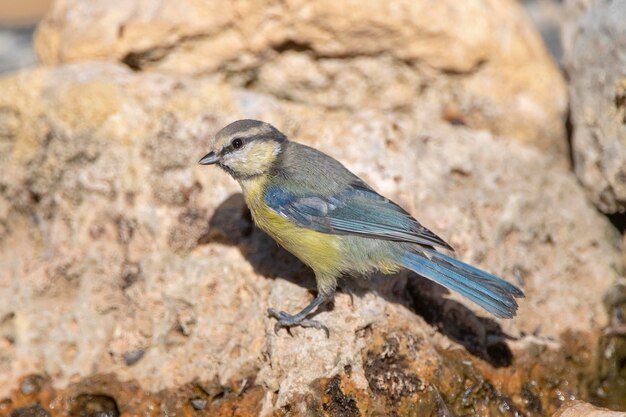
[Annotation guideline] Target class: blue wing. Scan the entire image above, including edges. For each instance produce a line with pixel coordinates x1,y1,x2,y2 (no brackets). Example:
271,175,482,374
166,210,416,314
264,181,453,250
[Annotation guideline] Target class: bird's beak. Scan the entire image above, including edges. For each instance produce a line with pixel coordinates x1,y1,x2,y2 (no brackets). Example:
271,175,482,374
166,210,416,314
199,151,219,165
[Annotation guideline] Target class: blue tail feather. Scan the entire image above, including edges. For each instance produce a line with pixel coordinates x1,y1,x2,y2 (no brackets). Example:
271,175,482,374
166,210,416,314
401,250,524,318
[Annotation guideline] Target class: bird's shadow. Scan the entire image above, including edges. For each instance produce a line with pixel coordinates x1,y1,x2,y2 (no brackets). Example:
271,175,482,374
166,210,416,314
204,193,515,368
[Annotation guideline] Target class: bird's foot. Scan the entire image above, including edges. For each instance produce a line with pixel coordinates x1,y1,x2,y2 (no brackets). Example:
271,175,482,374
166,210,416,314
267,308,329,337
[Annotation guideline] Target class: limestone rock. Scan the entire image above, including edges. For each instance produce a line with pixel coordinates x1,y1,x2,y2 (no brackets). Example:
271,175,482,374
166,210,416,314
554,401,626,417
0,63,620,413
33,0,567,155
565,0,626,213
561,0,596,59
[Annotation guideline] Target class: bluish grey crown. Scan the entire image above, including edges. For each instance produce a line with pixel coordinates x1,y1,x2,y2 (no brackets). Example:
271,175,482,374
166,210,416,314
217,119,287,143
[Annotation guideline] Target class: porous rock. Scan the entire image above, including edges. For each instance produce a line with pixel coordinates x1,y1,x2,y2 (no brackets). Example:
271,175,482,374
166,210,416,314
0,63,620,413
33,0,567,155
564,0,626,213
554,400,626,417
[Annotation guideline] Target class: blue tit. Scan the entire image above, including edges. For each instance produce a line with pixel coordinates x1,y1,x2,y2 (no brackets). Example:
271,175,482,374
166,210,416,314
199,119,524,335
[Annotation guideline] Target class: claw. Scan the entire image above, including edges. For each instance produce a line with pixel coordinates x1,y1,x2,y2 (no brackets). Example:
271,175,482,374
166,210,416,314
273,321,284,336
267,307,329,337
298,319,329,338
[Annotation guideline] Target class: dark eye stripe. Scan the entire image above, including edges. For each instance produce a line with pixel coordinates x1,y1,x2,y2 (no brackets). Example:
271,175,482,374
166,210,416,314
220,133,279,156
221,136,249,155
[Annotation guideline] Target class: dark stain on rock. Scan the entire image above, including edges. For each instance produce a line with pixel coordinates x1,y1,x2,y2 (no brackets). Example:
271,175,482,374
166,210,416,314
69,394,120,417
122,47,172,72
3,350,266,415
322,375,360,417
10,404,50,417
460,380,524,416
520,383,542,415
364,336,422,404
1,311,16,345
590,281,626,411
19,375,46,396
615,79,626,124
0,328,611,417
120,261,141,290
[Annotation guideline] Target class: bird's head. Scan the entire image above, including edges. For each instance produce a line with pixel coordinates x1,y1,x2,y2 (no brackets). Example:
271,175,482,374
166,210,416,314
199,119,287,179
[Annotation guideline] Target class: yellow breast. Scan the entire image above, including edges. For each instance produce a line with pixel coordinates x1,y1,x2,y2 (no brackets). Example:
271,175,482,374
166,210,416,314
239,176,343,282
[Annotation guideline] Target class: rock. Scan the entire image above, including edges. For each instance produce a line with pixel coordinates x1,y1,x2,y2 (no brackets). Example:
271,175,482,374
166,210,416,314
19,375,45,395
564,0,626,214
190,398,207,410
33,0,567,156
561,0,596,59
122,350,145,367
554,401,626,417
0,62,621,414
9,404,49,417
69,394,119,417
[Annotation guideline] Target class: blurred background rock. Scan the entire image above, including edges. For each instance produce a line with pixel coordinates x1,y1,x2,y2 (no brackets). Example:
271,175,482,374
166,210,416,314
0,0,574,73
0,0,51,72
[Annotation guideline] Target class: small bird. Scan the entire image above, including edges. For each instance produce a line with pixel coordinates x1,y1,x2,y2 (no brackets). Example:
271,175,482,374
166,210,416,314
199,119,524,335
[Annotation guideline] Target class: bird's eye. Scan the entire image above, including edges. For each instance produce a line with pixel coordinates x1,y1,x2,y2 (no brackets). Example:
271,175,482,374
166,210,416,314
232,138,243,149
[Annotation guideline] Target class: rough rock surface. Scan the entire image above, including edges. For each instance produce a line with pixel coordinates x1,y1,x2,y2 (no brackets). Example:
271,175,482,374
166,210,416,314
554,401,626,417
565,0,626,214
0,63,621,414
561,0,596,59
0,0,623,414
33,0,567,155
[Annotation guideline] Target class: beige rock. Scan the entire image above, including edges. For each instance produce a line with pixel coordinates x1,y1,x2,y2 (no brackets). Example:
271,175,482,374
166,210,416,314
564,0,626,214
554,401,626,417
0,63,620,412
561,0,597,58
34,0,568,155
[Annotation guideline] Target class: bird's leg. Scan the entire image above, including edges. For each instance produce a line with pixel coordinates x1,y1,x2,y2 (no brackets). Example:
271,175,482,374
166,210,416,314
268,292,332,336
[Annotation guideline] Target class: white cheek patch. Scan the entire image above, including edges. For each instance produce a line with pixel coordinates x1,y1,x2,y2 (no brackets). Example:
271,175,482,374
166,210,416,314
222,146,252,167
222,141,281,175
